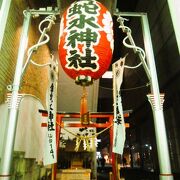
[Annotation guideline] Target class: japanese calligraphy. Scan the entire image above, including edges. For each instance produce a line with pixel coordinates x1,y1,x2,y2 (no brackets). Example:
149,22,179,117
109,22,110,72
43,58,57,165
64,0,101,71
68,1,99,17
48,83,55,131
114,94,122,125
66,28,98,48
48,133,54,158
47,82,55,159
68,15,100,30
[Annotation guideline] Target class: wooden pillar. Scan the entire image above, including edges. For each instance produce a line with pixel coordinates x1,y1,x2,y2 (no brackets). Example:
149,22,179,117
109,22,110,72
53,115,62,180
109,116,116,180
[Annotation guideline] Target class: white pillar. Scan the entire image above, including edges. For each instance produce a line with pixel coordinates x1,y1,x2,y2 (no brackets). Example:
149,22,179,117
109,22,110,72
141,14,173,180
167,0,180,54
0,0,12,49
0,10,31,179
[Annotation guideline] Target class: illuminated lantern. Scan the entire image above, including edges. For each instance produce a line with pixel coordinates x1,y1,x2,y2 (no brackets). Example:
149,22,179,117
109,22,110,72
58,0,114,86
58,0,114,124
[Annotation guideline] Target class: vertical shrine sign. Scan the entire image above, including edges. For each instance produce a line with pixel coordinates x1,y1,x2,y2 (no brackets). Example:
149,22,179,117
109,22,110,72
43,61,58,165
59,0,114,81
112,57,126,154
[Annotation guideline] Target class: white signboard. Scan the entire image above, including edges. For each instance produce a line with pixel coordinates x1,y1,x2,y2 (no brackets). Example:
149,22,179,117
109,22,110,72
112,57,126,154
43,60,58,165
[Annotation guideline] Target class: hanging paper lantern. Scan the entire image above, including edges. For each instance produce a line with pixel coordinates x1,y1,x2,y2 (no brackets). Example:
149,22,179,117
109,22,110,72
58,0,114,86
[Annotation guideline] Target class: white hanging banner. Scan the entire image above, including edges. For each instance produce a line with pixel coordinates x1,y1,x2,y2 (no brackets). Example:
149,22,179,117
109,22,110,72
43,58,58,165
112,56,126,154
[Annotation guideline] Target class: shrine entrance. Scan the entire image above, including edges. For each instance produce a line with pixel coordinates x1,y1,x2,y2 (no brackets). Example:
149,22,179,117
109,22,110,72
40,110,130,180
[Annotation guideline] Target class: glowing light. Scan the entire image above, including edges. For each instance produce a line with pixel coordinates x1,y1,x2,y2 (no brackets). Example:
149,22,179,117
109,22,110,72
102,71,112,78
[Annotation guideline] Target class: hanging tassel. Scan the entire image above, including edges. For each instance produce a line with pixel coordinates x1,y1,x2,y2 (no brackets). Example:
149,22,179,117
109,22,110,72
80,86,89,124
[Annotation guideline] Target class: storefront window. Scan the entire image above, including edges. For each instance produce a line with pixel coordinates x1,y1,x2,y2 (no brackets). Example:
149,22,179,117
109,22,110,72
142,144,154,171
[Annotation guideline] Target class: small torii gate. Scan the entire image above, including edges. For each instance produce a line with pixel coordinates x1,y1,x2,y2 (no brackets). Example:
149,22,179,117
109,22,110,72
39,110,130,180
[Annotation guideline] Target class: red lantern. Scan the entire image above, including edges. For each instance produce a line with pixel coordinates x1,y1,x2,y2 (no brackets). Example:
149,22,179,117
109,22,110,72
58,0,114,124
58,0,114,86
